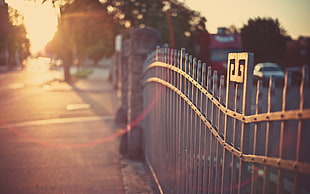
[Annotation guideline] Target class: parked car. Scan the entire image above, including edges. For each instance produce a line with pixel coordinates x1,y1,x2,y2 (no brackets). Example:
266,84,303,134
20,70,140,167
253,62,285,86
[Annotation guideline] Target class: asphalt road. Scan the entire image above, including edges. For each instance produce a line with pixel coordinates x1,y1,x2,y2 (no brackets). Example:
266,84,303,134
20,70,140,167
0,60,126,193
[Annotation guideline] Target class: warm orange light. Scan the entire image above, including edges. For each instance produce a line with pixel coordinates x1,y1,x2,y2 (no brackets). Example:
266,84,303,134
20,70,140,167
7,0,58,54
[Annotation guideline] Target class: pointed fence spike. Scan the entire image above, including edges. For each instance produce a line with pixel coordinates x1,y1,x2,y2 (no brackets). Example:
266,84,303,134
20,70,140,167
176,49,180,68
207,66,212,91
170,48,173,65
164,47,167,64
166,47,170,64
193,57,197,79
282,71,289,111
189,55,193,76
168,48,171,65
212,70,218,98
255,79,262,114
160,47,164,62
174,49,178,67
156,47,159,62
184,53,189,74
197,60,202,83
202,63,207,87
180,48,186,71
267,76,274,112
219,75,225,103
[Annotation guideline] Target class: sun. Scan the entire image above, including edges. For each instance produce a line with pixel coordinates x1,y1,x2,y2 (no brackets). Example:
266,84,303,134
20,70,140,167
7,0,58,54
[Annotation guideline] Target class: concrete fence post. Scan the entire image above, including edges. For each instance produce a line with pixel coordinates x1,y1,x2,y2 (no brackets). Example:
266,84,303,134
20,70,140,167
127,27,161,160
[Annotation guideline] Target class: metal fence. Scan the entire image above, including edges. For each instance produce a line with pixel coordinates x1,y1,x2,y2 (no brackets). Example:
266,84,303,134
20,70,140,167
142,47,310,194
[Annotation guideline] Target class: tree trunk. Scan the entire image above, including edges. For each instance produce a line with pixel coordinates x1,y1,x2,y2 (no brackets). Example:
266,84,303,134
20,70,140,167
63,59,71,82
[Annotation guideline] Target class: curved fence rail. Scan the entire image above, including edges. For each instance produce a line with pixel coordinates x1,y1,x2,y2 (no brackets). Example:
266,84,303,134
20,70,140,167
143,47,310,194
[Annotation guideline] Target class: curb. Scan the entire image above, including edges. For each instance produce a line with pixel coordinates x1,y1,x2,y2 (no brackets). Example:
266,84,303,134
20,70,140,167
121,157,157,194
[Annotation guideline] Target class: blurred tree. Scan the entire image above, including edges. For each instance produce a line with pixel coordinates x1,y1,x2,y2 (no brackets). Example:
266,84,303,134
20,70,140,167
44,0,207,80
47,0,207,55
101,0,207,52
0,0,9,66
240,17,290,67
45,0,122,81
8,24,31,66
60,0,118,59
4,6,30,67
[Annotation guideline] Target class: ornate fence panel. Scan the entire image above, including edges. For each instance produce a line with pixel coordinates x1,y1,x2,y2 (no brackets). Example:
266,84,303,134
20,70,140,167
143,47,310,194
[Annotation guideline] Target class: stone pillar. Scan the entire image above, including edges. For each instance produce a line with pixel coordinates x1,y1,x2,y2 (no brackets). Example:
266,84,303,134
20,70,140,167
127,27,161,160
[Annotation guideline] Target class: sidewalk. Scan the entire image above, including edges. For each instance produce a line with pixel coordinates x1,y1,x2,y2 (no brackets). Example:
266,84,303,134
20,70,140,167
65,66,157,194
0,65,157,193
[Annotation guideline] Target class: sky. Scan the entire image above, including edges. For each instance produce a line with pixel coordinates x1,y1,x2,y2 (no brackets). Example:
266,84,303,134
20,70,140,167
185,0,310,39
5,0,310,53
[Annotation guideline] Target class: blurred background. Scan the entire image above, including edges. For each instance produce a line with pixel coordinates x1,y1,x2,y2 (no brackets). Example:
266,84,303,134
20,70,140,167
0,0,309,78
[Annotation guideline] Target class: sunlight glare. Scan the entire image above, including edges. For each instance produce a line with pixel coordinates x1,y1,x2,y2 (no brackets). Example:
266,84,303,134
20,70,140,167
7,0,58,54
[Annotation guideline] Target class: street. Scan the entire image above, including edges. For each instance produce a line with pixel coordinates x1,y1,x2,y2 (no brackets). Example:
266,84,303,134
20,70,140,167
0,59,125,193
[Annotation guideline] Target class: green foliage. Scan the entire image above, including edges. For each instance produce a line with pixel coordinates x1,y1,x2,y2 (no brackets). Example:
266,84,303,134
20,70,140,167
71,68,93,78
8,24,31,63
46,0,207,62
86,40,111,63
101,0,207,51
240,17,290,66
46,0,122,64
0,6,30,66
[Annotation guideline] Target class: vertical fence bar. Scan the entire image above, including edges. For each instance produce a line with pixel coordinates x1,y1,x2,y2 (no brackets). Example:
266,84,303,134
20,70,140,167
203,65,210,193
182,53,188,193
250,80,262,194
299,66,310,193
185,55,193,194
189,57,197,192
206,66,213,193
217,75,225,193
262,77,274,194
169,48,175,193
174,49,179,193
231,82,238,193
212,71,221,192
176,48,185,194
173,49,180,193
163,47,169,192
238,53,253,194
170,49,175,193
294,66,307,194
196,60,204,193
180,52,189,194
193,60,202,192
200,62,207,193
218,75,226,136
221,53,237,194
276,72,289,194
192,58,198,192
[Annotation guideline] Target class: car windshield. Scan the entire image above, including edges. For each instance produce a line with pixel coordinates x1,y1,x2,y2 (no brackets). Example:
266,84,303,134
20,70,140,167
261,66,281,71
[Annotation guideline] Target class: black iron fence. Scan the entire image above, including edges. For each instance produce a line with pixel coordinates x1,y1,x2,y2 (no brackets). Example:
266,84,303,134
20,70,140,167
142,47,310,194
